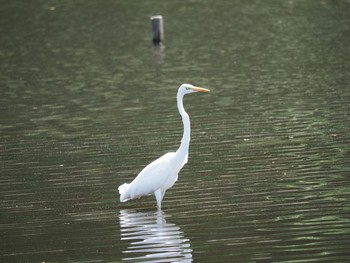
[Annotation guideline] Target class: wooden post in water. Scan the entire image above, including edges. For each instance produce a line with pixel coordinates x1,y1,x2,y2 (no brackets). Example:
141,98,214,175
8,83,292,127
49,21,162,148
150,15,163,45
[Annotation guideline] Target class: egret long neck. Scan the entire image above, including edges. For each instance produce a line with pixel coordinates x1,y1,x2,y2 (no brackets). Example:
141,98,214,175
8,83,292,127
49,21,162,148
175,92,190,164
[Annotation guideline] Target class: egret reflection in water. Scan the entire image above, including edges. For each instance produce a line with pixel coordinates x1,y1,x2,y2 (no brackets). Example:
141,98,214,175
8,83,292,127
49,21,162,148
119,209,192,262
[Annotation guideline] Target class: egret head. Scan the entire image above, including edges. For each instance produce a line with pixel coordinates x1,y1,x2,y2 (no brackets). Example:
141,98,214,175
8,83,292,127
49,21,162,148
178,83,210,95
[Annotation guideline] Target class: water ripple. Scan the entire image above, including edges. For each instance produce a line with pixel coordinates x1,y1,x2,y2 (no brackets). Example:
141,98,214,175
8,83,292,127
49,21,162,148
119,209,192,262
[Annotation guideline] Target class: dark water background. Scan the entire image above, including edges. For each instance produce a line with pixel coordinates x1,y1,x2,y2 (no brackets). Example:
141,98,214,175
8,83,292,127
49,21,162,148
1,0,349,262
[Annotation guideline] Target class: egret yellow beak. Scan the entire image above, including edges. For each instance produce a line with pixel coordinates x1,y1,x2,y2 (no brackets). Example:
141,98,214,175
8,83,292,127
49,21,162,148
191,86,210,92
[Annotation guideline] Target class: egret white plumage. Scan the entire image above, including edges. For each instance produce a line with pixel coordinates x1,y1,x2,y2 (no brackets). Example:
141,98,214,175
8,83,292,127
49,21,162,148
118,84,209,209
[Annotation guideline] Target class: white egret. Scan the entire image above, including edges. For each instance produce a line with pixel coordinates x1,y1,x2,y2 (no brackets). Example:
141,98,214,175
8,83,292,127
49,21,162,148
118,84,209,209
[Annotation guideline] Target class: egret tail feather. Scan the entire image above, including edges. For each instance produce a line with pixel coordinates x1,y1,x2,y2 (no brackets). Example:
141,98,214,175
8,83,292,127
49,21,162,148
118,183,130,202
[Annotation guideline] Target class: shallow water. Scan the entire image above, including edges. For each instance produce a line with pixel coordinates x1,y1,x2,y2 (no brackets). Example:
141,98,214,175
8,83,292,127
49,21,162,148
1,0,350,262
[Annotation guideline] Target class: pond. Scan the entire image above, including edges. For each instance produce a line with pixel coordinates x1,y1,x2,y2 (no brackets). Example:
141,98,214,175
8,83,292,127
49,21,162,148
1,0,349,262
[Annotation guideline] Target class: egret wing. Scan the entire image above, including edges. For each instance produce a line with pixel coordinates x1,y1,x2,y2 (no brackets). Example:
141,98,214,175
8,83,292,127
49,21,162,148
127,152,175,199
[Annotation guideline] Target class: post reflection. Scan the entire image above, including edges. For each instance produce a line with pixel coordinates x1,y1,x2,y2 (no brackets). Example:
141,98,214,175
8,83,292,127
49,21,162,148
119,209,192,262
152,43,165,65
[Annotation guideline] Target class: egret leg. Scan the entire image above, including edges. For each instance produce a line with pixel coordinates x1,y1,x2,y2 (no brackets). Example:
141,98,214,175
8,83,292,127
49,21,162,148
154,189,163,209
